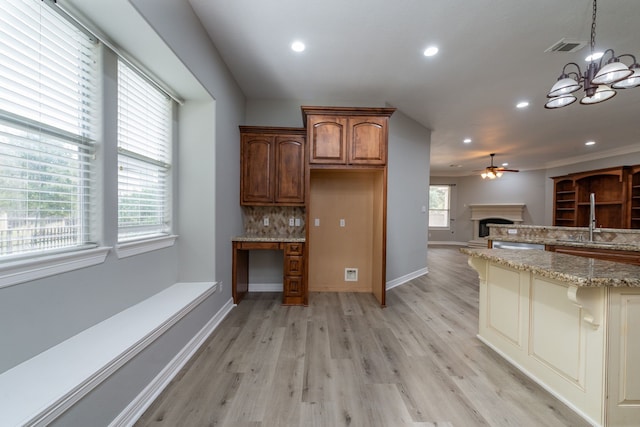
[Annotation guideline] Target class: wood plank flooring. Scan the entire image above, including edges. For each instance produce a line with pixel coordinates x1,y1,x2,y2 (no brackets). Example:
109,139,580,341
135,247,590,427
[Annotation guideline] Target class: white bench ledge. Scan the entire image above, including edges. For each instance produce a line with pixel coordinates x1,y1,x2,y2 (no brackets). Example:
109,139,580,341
0,281,217,427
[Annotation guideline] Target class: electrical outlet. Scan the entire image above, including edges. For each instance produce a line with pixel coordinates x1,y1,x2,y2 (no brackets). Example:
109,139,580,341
263,216,269,226
314,218,320,226
289,218,295,226
340,219,345,227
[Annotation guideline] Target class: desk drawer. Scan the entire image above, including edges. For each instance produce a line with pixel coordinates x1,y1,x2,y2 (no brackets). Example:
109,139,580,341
237,241,282,250
284,242,304,256
284,255,303,276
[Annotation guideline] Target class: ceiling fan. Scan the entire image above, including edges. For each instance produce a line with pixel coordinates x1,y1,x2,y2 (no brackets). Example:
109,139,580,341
479,153,519,179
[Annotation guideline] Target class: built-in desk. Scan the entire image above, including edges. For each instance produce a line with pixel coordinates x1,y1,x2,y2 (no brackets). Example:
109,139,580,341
232,236,306,306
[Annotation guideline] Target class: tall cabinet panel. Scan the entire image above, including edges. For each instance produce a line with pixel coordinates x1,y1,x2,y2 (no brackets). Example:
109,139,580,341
302,106,395,307
629,165,640,229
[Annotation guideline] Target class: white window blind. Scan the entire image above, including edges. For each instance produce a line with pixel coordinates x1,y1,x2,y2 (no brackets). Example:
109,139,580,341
117,60,172,242
0,0,98,258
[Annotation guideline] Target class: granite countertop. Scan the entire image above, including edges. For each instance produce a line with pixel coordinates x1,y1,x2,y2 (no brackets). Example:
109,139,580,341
487,235,640,252
460,248,640,288
232,235,305,243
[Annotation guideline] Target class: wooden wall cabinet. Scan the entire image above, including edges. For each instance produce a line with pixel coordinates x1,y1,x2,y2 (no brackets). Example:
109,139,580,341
552,166,632,228
302,107,394,166
240,126,306,206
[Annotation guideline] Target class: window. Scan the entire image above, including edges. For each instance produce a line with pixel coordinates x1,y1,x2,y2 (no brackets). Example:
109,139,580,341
429,185,450,229
0,0,98,258
117,60,173,242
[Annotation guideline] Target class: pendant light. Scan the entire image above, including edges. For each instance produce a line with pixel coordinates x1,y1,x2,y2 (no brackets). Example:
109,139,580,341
545,0,639,109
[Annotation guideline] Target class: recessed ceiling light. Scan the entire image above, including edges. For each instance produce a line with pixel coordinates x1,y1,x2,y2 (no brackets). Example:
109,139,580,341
516,101,529,108
585,140,596,146
463,138,472,144
449,164,462,168
585,51,604,62
291,41,305,52
423,46,439,57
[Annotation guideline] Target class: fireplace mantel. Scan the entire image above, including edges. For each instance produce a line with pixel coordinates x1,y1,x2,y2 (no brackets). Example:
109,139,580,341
468,203,526,247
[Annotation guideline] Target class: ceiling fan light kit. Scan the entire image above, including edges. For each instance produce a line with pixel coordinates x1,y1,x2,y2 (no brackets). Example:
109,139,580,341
481,153,518,179
545,0,640,109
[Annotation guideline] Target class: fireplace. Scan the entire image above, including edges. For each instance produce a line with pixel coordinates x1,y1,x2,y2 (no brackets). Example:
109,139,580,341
468,203,525,247
479,218,514,237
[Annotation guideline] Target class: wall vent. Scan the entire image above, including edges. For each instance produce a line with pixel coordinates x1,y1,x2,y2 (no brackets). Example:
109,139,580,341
545,38,587,53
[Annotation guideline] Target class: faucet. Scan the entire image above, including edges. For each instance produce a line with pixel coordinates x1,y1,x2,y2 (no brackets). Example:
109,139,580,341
589,192,598,242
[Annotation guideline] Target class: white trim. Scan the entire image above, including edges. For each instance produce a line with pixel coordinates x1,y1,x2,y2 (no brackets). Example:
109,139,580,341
0,281,216,427
249,282,284,292
0,246,111,290
110,297,235,427
116,235,177,259
386,267,429,290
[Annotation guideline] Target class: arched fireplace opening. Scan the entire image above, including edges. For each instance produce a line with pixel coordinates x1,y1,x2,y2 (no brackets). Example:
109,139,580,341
479,218,514,238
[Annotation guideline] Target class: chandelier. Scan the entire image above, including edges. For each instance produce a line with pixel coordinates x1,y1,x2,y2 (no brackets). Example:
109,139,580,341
545,0,640,109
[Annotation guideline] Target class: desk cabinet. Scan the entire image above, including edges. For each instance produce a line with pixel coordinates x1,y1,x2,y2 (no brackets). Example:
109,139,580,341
232,240,307,306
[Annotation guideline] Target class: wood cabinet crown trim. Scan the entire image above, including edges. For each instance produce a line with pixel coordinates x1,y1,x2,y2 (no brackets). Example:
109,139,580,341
301,106,396,123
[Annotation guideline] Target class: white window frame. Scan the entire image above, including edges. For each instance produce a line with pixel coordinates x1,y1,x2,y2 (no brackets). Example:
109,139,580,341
428,185,451,230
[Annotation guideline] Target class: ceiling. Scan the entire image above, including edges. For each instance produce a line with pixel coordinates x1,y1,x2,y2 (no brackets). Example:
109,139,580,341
187,0,640,176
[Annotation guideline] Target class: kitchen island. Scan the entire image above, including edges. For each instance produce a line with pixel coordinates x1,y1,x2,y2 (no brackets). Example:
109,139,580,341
461,248,640,427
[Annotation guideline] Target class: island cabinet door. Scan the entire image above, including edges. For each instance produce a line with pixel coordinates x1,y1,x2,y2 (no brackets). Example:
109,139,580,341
606,287,640,426
308,115,348,164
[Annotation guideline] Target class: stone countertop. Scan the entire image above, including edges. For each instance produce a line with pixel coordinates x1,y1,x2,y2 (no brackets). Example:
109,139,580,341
487,235,640,252
232,235,305,243
460,248,640,288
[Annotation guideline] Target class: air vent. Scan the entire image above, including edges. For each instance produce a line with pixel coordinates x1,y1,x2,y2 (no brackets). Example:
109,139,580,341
545,38,587,53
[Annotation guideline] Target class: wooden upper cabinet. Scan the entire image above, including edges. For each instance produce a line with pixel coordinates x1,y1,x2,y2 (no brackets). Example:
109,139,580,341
302,106,395,166
240,126,306,206
308,116,348,164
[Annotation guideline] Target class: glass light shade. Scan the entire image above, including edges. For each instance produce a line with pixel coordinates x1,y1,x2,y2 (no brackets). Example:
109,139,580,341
591,61,633,85
547,77,581,97
612,65,640,89
544,94,577,109
496,171,503,178
481,172,487,179
580,85,616,105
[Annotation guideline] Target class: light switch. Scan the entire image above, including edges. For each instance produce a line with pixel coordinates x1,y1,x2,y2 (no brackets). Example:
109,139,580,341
314,218,320,226
263,216,269,226
295,218,301,226
340,219,345,227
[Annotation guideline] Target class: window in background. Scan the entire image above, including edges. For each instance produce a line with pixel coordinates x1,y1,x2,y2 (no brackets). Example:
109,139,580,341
117,60,173,242
0,0,98,258
428,185,450,229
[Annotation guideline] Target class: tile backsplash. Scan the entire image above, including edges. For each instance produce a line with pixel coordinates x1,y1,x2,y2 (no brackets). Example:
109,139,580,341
242,206,305,237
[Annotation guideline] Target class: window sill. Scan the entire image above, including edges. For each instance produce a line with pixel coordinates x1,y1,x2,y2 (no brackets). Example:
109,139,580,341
0,247,111,290
116,235,178,259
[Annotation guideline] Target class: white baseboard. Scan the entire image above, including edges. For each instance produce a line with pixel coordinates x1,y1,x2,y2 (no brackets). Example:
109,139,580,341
386,267,429,290
110,297,235,427
249,282,283,292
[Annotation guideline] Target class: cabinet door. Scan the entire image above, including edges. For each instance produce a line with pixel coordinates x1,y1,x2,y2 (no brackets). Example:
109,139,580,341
308,115,348,164
349,116,387,165
275,136,305,204
241,134,274,204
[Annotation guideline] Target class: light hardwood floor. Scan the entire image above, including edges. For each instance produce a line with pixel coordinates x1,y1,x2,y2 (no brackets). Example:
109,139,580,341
135,247,590,426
